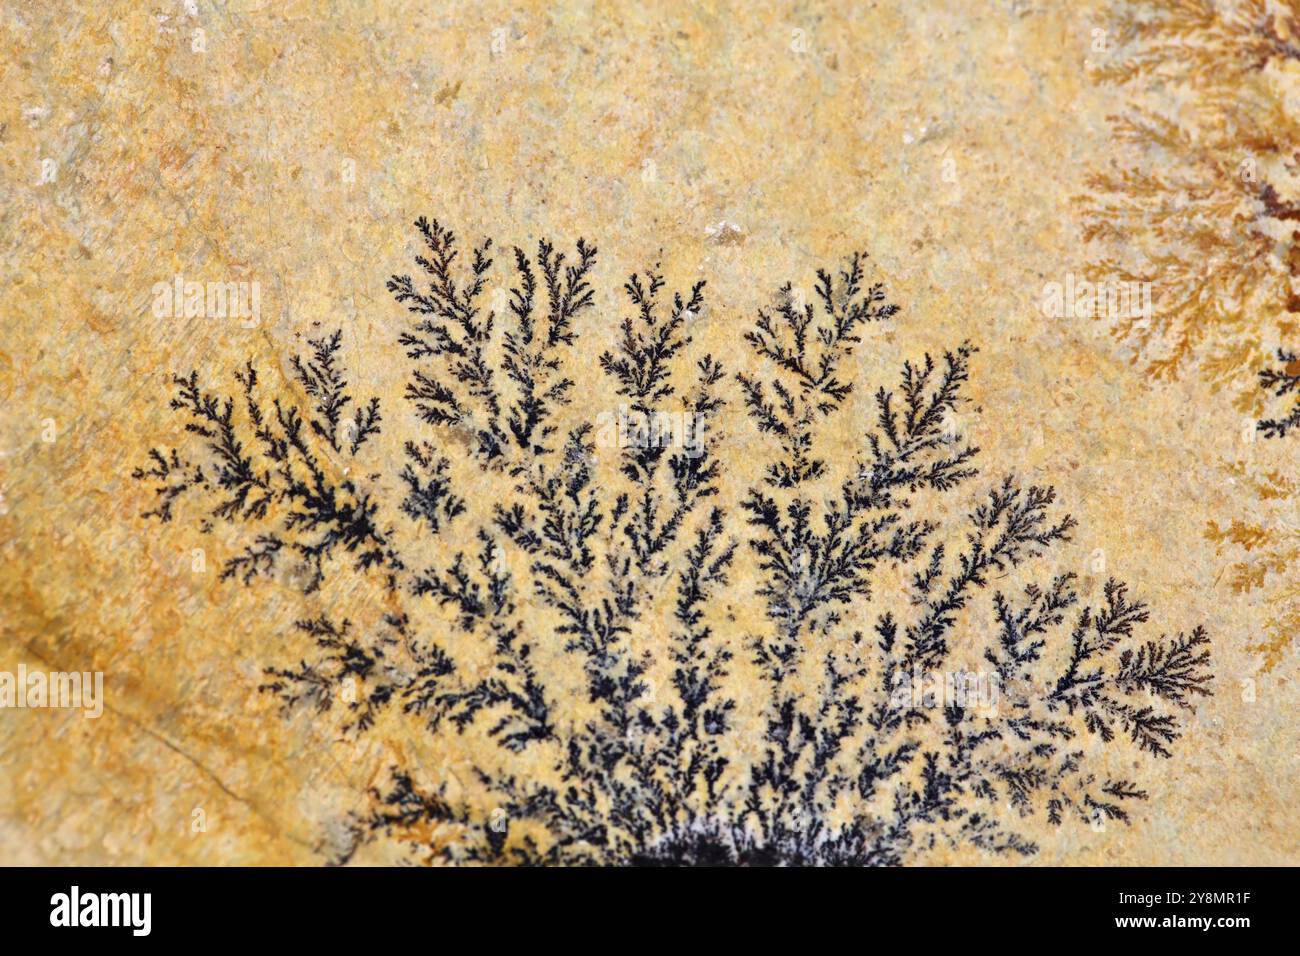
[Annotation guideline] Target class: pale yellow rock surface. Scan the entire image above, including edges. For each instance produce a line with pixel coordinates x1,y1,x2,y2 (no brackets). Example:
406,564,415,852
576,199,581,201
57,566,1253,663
0,0,1294,865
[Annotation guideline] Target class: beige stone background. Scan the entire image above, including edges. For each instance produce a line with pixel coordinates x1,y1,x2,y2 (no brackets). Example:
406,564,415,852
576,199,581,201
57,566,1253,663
0,0,1295,864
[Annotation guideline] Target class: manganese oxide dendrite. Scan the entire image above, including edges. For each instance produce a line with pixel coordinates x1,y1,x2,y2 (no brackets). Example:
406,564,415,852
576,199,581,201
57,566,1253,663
134,217,1213,865
1083,0,1300,400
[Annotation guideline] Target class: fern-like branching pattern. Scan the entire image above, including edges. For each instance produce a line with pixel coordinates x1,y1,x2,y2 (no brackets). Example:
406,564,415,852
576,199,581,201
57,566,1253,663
133,218,1212,865
1083,0,1300,397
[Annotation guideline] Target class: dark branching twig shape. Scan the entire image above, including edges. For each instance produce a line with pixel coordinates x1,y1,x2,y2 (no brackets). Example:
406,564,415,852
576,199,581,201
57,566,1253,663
1258,348,1300,438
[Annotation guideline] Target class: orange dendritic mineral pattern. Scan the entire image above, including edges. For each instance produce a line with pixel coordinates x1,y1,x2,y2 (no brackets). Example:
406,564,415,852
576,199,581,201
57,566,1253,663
1083,0,1300,670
